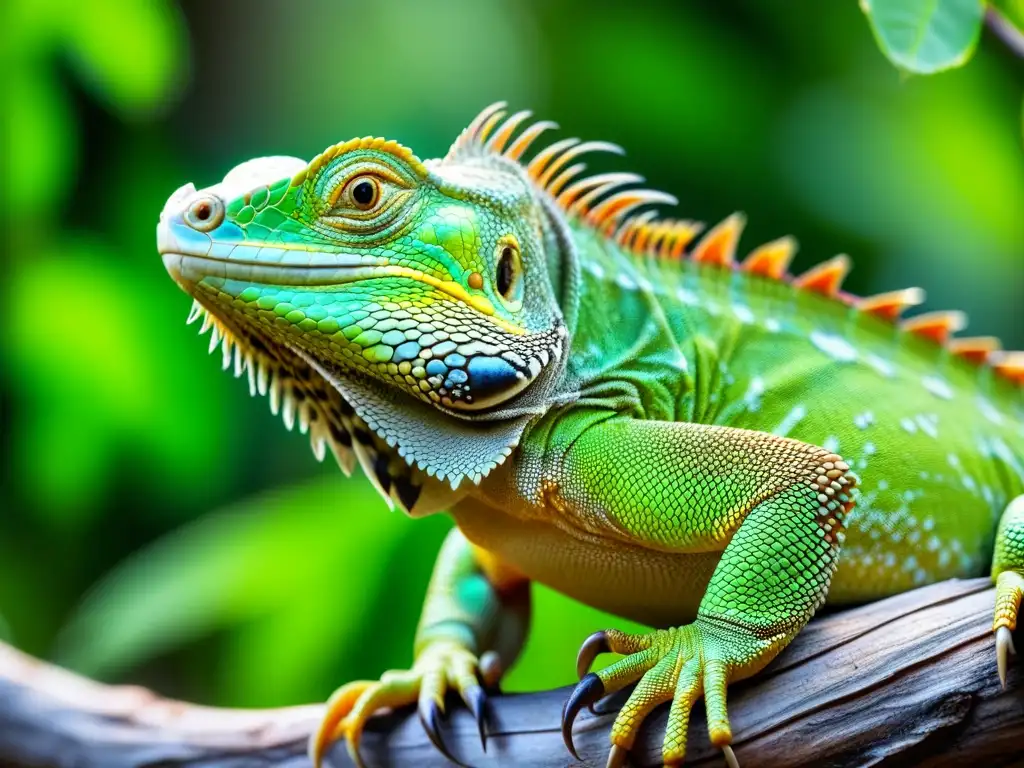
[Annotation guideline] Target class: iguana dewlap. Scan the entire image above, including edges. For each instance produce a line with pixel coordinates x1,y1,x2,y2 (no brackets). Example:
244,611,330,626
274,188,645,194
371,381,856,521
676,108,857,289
157,103,1024,768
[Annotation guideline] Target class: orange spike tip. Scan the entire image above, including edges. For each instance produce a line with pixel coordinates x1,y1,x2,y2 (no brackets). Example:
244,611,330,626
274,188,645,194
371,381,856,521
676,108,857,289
857,288,926,322
989,351,1024,386
486,110,533,153
741,236,797,279
901,310,968,344
793,255,851,298
691,212,746,267
664,221,704,259
948,336,1002,365
502,120,558,160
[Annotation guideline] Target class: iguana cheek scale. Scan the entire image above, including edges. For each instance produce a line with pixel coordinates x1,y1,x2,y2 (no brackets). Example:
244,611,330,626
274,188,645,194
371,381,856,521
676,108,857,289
157,102,1024,768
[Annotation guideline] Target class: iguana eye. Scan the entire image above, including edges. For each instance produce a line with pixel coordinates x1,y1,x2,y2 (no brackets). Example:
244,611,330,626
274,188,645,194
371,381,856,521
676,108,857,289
346,175,380,210
495,236,523,306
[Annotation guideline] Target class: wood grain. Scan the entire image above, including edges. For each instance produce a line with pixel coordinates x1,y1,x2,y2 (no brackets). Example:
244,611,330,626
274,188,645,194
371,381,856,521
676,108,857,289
0,578,1020,767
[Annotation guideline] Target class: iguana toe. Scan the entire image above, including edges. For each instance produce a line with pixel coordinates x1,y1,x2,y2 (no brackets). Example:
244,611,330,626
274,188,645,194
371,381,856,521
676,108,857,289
993,568,1022,690
308,639,488,768
564,623,747,768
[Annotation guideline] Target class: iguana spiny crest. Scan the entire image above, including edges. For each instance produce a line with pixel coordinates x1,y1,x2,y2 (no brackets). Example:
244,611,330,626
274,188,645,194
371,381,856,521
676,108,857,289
158,101,1023,513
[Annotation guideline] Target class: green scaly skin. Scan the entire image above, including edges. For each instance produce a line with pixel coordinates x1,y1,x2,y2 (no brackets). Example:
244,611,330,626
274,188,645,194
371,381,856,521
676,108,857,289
157,103,1024,767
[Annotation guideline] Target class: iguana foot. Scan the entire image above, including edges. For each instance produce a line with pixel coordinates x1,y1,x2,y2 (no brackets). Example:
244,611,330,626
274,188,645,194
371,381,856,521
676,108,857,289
992,496,1023,690
309,641,498,768
993,569,1022,689
564,623,760,767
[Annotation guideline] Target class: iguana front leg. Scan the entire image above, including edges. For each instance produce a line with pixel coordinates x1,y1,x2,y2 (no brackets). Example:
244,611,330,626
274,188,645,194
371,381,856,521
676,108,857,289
309,528,529,767
544,415,857,767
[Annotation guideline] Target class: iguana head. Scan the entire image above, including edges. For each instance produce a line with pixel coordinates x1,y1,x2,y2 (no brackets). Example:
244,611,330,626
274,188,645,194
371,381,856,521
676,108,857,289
157,103,598,509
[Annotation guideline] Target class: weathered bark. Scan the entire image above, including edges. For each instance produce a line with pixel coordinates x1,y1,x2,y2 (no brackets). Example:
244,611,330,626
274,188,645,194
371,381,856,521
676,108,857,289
0,578,1020,767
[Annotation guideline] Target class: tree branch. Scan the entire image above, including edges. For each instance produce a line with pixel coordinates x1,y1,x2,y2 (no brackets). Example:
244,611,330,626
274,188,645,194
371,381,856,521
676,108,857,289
0,578,1020,767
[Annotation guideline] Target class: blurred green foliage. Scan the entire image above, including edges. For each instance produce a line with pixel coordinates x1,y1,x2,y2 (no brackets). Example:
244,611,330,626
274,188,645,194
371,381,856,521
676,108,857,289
2,0,1022,708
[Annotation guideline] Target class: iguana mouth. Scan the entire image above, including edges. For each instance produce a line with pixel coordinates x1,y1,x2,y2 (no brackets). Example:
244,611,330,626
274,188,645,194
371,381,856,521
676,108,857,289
160,248,523,336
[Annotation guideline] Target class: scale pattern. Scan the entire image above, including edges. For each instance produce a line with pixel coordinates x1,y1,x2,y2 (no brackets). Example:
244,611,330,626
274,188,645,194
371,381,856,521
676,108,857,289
155,102,1024,768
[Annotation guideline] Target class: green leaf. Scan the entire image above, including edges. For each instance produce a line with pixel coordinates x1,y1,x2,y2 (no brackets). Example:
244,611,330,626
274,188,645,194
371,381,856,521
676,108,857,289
860,0,985,74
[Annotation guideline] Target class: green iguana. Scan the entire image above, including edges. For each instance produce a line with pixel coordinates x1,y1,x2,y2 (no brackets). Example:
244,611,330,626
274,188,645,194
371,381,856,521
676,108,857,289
156,102,1024,767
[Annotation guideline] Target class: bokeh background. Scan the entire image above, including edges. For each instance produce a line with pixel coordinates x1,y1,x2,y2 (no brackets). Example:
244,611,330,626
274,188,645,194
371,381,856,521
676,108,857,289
3,0,1022,709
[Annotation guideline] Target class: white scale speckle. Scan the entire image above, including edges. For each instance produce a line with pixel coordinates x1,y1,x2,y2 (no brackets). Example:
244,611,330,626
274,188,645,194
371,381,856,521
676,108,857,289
863,441,877,455
742,376,765,412
732,304,756,325
823,435,840,453
853,411,874,430
991,437,1024,481
976,396,1005,426
900,417,918,434
764,317,782,333
864,354,895,378
616,273,637,290
587,261,605,279
914,413,939,439
810,330,858,363
676,287,699,305
922,375,954,401
637,277,653,292
774,404,807,437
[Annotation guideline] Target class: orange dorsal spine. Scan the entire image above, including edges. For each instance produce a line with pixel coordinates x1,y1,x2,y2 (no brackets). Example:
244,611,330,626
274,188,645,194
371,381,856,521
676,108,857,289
691,213,745,267
902,311,968,344
741,236,797,279
948,336,1002,365
447,103,1021,387
990,352,1024,386
793,255,851,298
857,288,926,321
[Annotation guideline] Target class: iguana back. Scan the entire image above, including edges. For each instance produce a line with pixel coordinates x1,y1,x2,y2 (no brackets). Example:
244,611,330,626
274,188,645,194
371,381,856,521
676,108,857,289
156,101,1024,768
562,216,1024,603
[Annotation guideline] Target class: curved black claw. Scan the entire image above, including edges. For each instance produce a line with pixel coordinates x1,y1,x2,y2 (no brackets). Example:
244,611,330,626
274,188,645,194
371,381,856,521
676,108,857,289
418,698,469,768
576,631,610,679
561,672,606,761
463,684,489,752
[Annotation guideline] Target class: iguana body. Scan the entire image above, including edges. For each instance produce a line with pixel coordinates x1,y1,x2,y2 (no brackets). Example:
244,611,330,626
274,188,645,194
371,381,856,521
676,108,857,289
157,103,1024,767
